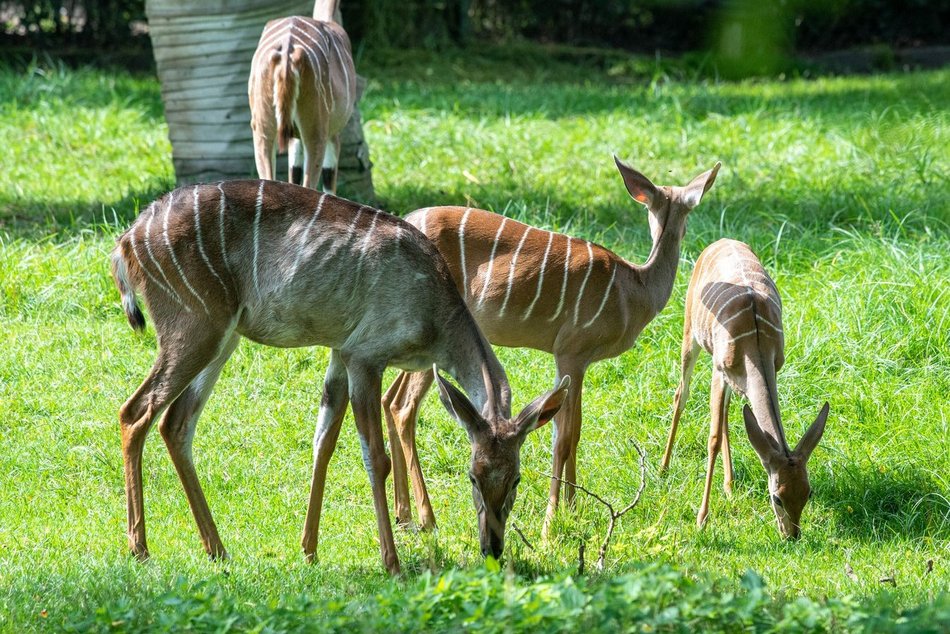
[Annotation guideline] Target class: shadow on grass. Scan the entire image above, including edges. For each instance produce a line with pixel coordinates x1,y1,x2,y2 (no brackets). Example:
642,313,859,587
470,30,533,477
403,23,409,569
819,463,950,542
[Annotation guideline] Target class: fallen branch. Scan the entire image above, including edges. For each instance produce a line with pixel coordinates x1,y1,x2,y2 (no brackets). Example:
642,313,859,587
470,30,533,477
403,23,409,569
510,522,535,551
545,440,648,571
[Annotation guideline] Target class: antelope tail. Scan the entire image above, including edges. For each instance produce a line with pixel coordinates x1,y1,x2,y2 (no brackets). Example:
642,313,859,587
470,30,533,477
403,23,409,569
111,245,146,332
274,34,298,154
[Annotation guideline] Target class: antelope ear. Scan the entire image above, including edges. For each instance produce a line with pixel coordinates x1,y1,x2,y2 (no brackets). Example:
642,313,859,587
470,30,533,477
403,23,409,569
614,156,658,208
680,162,721,210
743,404,783,465
794,402,829,461
434,368,489,438
514,375,571,438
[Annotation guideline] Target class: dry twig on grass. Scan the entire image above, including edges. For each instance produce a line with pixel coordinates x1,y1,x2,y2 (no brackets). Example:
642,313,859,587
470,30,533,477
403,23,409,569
545,440,648,571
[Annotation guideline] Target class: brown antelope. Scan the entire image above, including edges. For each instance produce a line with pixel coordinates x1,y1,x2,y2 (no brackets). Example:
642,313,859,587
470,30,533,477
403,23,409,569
248,3,356,192
660,238,829,538
109,180,569,574
382,158,721,536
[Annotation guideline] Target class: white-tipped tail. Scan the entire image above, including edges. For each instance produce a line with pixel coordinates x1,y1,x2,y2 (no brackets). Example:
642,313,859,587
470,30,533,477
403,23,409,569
111,247,146,331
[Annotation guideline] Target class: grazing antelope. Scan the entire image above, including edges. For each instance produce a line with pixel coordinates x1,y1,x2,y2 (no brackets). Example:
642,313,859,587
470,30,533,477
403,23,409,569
383,158,721,535
110,180,569,573
248,3,356,192
660,238,829,538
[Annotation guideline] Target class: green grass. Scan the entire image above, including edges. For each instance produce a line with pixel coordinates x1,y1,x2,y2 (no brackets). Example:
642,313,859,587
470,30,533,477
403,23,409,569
0,49,948,631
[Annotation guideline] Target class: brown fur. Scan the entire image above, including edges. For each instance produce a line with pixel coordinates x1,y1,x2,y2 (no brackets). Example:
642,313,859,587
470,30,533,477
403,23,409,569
661,238,829,538
383,158,720,535
110,180,567,573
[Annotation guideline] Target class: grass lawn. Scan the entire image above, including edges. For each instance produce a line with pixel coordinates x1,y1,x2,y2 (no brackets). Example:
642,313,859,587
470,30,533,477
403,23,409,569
0,48,948,631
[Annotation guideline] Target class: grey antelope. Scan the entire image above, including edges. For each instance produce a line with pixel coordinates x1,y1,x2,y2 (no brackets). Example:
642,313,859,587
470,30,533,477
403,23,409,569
248,4,355,192
382,157,721,536
109,180,569,574
660,238,829,538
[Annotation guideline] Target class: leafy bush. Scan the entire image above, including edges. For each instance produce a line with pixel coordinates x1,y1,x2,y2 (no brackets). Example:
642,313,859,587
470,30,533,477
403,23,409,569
63,563,950,632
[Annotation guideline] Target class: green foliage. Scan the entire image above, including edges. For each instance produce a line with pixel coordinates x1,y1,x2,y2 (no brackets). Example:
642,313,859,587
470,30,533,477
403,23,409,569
57,566,950,632
0,50,948,631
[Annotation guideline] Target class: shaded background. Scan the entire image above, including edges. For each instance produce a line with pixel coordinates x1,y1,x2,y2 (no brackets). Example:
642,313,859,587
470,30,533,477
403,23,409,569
2,0,949,75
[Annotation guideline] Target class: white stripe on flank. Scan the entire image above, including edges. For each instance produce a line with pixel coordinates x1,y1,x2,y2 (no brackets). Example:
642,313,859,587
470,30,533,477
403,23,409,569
290,193,327,276
523,230,555,320
129,224,185,308
573,242,596,325
163,200,210,315
356,213,379,271
498,225,531,317
290,24,332,112
729,329,758,343
719,303,753,326
458,208,472,297
417,208,430,235
193,186,229,299
252,181,265,299
322,206,364,264
548,235,572,322
143,204,186,308
326,32,351,105
583,262,617,328
217,184,229,274
755,313,784,333
477,217,508,308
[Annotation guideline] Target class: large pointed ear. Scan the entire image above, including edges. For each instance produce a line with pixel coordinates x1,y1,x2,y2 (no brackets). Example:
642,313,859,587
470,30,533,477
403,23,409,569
743,404,783,464
434,368,489,438
614,156,658,208
794,402,829,461
513,375,571,438
680,162,721,210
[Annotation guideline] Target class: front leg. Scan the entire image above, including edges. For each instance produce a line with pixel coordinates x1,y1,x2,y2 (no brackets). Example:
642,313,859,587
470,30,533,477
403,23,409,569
543,358,587,539
348,361,400,575
301,349,349,562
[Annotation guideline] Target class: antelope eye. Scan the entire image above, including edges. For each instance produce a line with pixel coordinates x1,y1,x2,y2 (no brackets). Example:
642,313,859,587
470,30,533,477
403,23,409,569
512,476,521,489
468,474,477,486
771,494,784,508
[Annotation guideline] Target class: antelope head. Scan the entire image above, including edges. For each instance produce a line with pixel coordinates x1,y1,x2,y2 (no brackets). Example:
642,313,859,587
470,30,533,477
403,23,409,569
743,402,830,539
613,156,721,244
435,373,570,559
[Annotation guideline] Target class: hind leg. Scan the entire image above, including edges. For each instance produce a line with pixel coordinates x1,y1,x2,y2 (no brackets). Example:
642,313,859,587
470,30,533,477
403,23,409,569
321,135,341,194
301,349,349,562
251,118,276,181
157,332,240,559
120,324,231,559
288,138,304,185
661,337,702,472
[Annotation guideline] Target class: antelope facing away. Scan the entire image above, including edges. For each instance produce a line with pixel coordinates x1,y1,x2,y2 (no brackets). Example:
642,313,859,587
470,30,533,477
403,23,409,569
660,238,829,538
248,2,356,191
382,158,720,536
110,180,569,574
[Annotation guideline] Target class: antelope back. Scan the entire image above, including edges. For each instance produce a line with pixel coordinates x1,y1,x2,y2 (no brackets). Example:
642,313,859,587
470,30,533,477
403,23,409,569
687,238,785,376
115,180,462,360
249,17,356,145
406,206,618,351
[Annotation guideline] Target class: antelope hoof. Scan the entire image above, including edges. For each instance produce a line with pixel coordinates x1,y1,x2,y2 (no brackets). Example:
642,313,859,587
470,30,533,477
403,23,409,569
418,514,437,533
696,510,709,530
130,545,150,562
384,554,401,576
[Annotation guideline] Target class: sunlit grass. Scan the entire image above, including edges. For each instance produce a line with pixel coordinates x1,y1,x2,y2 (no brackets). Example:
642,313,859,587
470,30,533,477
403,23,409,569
0,50,947,630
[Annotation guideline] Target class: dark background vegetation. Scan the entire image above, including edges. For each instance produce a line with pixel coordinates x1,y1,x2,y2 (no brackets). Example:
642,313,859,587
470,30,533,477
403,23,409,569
2,0,948,67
